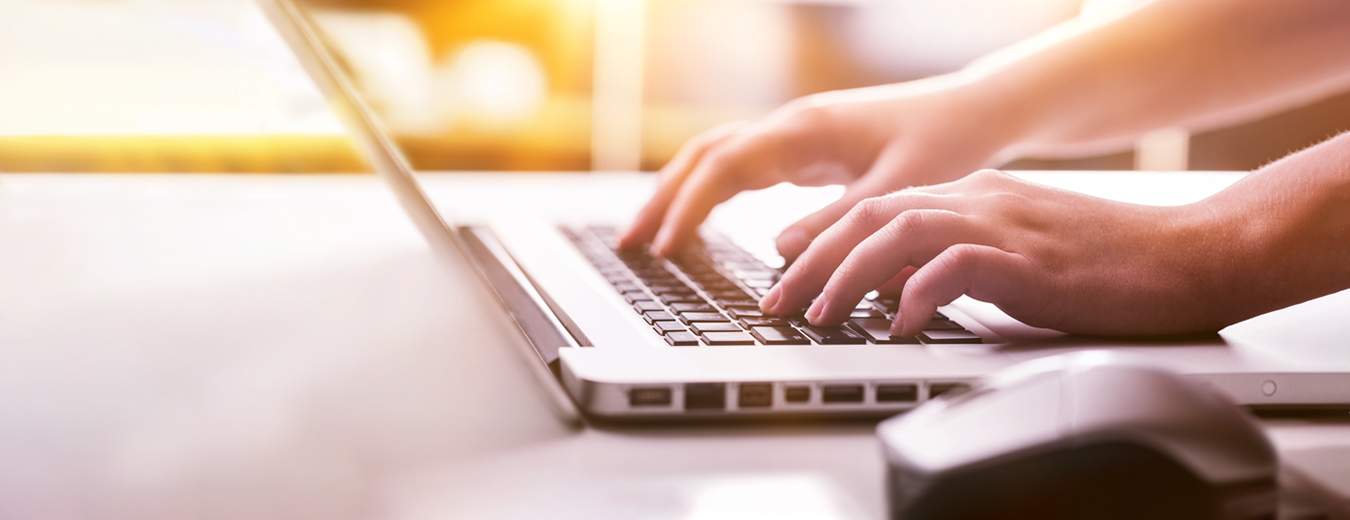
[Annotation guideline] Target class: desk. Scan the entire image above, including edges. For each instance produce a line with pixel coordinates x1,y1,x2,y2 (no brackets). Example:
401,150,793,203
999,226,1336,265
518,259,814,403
1,172,1346,519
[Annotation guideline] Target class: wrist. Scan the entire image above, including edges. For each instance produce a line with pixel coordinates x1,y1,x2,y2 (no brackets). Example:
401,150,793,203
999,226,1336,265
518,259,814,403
1163,200,1263,330
1200,134,1350,326
941,66,1049,165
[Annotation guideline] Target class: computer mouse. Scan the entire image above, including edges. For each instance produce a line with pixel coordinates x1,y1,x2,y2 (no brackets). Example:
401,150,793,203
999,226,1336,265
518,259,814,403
877,352,1278,520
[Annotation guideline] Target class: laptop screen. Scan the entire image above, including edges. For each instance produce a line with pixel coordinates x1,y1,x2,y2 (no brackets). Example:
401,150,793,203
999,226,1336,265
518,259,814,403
259,0,463,255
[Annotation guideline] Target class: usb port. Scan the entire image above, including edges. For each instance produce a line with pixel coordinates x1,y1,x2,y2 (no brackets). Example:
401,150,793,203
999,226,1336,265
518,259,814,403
685,383,727,411
822,384,864,404
784,386,811,403
738,383,772,408
929,382,972,399
876,384,919,403
629,387,672,407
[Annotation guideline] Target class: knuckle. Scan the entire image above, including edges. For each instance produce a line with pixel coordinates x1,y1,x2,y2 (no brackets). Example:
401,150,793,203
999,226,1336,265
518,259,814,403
702,147,741,172
969,168,1008,185
694,122,743,148
941,244,984,271
780,95,835,127
980,191,1029,215
847,197,890,227
886,209,929,237
689,132,724,152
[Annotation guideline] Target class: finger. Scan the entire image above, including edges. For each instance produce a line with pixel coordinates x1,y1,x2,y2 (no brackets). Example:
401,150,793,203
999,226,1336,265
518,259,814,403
876,268,916,296
763,191,962,315
650,133,776,255
805,210,994,325
775,146,911,262
892,244,1037,336
618,123,742,250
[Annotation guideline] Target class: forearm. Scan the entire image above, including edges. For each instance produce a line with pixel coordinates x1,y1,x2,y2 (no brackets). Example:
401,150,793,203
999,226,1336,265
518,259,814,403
958,0,1350,157
1201,132,1350,326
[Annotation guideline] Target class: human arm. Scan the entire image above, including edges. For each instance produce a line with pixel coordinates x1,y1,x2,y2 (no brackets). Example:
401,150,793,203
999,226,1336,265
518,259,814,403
621,0,1350,258
759,132,1350,336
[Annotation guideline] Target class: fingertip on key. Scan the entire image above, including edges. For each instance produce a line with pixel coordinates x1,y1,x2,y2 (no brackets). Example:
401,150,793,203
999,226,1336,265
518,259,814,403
805,298,827,325
890,311,915,337
759,286,781,313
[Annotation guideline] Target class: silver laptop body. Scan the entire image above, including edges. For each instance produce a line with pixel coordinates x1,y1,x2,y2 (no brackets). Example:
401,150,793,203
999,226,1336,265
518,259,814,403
260,0,1350,421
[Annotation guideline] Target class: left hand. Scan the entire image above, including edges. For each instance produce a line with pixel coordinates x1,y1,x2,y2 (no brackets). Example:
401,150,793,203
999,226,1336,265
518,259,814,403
758,169,1239,337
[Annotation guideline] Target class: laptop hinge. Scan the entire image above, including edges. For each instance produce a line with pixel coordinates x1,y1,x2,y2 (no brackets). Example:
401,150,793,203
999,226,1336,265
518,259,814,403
456,225,592,374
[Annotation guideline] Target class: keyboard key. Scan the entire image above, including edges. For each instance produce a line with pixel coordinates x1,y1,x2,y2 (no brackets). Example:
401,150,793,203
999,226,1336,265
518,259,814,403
749,326,810,345
732,269,777,281
920,330,984,344
799,325,866,345
718,298,759,309
922,319,965,331
633,269,674,280
660,294,707,305
743,279,775,289
691,322,744,334
739,317,788,327
679,312,730,323
729,308,766,319
664,331,700,346
703,331,756,345
849,318,920,344
652,321,688,333
708,288,752,300
850,309,883,319
623,292,652,304
670,302,716,313
634,301,665,312
643,311,676,323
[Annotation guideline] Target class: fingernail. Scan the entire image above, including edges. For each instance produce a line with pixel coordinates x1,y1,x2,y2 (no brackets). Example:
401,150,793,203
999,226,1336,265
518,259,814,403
889,311,905,336
806,298,827,323
760,286,781,312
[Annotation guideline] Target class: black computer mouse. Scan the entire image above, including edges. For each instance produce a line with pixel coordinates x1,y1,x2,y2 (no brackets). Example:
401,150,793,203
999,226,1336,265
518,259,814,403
877,353,1278,520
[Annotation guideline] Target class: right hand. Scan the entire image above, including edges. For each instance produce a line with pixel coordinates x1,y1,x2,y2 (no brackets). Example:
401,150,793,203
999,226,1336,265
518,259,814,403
619,73,1024,260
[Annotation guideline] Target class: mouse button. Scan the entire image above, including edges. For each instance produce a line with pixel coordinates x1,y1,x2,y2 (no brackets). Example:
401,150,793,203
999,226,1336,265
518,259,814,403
879,375,1068,473
1065,367,1277,485
1061,365,1199,434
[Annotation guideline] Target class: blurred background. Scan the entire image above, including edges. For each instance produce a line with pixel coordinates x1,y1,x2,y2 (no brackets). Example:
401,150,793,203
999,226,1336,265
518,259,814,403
1,0,1347,174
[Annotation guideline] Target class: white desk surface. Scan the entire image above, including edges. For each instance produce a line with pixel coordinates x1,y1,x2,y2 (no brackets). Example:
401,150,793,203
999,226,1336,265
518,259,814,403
1,171,1347,519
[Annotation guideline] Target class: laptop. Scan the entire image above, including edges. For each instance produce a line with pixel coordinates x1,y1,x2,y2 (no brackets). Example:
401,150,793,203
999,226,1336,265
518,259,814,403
259,0,1350,421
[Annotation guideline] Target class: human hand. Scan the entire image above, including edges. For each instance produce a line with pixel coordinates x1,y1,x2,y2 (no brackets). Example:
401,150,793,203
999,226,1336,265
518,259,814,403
619,73,1021,258
758,169,1246,337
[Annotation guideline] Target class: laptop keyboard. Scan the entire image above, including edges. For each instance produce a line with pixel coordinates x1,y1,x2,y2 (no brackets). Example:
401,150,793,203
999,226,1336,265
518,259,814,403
561,225,983,346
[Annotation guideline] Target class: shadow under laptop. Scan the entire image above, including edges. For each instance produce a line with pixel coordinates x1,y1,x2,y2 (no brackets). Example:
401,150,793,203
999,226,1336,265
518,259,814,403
989,331,1227,353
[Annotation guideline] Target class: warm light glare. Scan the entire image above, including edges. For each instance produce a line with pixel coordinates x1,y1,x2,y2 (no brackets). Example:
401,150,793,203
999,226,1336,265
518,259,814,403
0,1,342,137
437,41,549,130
